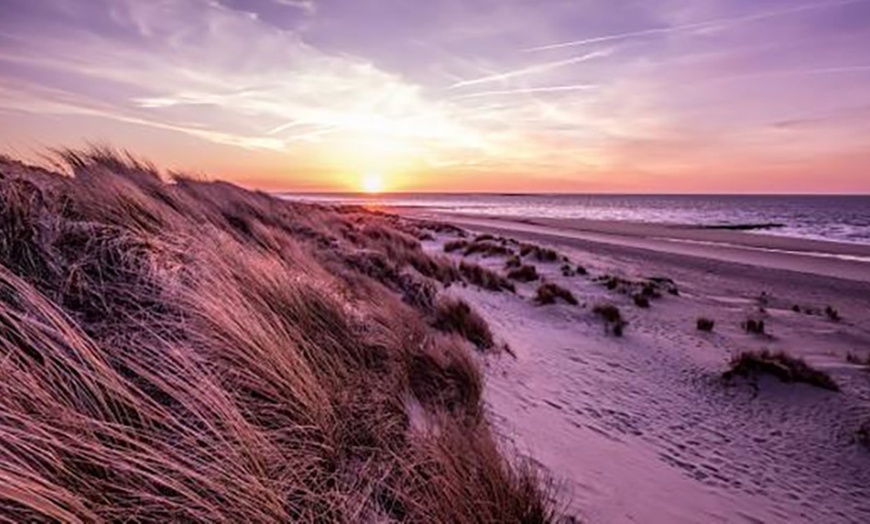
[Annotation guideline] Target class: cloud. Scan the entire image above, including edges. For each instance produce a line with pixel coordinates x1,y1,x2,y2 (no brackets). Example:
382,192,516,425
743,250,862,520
450,84,598,100
525,0,869,52
449,50,612,88
271,0,316,14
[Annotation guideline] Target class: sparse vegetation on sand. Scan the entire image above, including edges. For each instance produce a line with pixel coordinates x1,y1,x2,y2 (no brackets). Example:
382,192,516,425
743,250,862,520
593,304,628,336
444,239,469,253
825,305,842,322
697,317,716,332
459,261,516,293
857,422,870,449
633,294,650,308
846,351,870,367
724,350,839,391
463,240,514,258
535,283,579,306
508,264,540,282
742,318,767,335
596,274,679,298
520,243,561,263
0,150,558,522
561,264,588,277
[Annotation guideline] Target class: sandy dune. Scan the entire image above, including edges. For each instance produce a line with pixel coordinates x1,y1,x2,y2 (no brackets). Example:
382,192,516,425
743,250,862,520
415,213,870,523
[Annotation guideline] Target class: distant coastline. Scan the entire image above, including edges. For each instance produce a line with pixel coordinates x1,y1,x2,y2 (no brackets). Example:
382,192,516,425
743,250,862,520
280,192,870,246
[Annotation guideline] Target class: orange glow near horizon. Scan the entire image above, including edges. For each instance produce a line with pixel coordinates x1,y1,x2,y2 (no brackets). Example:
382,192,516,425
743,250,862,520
2,0,870,194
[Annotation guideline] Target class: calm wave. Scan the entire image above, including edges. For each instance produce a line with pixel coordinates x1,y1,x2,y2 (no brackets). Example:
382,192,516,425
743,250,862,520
279,193,870,245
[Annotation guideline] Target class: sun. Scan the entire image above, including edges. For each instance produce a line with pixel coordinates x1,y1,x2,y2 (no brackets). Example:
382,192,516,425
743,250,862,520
361,172,386,194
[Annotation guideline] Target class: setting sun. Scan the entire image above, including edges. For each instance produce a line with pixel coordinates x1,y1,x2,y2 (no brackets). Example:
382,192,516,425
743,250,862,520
361,172,386,194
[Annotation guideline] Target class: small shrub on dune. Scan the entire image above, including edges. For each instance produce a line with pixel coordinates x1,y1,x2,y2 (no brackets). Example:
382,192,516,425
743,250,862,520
459,261,515,293
505,255,522,269
419,220,467,237
724,350,839,391
535,283,578,306
857,421,870,449
433,297,494,350
846,351,870,367
443,239,469,253
593,304,628,336
742,318,766,335
463,241,513,258
473,234,495,243
825,306,841,322
508,264,539,282
633,294,650,308
697,317,715,332
519,243,560,263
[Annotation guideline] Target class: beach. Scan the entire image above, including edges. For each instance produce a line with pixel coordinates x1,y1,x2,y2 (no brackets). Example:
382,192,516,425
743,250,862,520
408,210,870,523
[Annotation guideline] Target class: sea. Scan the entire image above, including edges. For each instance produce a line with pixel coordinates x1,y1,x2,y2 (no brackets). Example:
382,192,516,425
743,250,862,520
279,193,870,246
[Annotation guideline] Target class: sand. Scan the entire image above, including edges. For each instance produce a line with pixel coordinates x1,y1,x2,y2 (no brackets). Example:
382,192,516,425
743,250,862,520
411,211,870,523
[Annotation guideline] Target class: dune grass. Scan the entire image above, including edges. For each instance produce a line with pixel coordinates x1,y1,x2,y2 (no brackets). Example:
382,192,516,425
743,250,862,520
724,350,839,391
535,283,578,306
593,304,628,336
508,264,540,282
459,261,516,293
697,317,715,332
0,150,560,522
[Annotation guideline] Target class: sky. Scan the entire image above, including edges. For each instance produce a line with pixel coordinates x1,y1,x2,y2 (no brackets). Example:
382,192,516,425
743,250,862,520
1,0,869,193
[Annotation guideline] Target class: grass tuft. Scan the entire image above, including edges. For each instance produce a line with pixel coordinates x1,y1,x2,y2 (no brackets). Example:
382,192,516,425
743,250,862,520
742,318,766,335
433,297,495,350
724,350,839,391
535,283,578,306
508,264,540,282
593,304,628,336
459,261,516,293
697,317,715,332
519,243,560,263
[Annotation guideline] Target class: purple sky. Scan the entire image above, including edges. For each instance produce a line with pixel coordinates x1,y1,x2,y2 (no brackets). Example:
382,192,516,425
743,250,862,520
1,0,869,192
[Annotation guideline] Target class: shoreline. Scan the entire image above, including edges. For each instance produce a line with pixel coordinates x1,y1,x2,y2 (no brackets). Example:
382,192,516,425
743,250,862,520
401,210,870,283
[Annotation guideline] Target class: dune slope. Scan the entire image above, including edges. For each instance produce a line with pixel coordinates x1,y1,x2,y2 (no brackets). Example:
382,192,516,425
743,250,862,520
0,150,558,523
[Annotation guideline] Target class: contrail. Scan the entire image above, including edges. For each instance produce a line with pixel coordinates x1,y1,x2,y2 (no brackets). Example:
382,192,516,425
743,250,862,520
450,50,611,88
525,0,867,52
450,84,597,100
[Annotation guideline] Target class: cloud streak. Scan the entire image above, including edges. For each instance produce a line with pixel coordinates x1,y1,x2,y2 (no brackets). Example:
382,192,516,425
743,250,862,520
449,50,611,88
525,0,869,52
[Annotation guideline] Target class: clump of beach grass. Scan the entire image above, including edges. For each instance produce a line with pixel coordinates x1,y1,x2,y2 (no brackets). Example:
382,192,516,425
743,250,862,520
742,318,767,335
697,317,715,332
459,261,516,293
723,350,839,391
593,304,628,336
535,283,578,306
433,297,494,350
520,243,560,263
508,264,540,282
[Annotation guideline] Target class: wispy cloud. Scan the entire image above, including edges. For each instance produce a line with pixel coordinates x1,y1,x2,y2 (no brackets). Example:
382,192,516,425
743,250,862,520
271,0,316,14
450,84,598,100
449,50,612,88
525,0,869,52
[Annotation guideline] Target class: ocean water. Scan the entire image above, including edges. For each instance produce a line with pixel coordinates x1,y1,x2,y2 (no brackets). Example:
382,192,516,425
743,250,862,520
280,193,870,245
